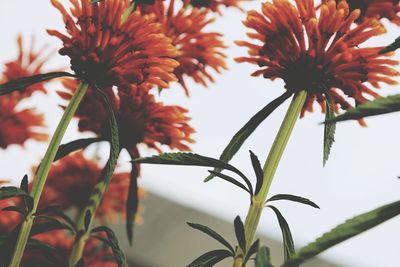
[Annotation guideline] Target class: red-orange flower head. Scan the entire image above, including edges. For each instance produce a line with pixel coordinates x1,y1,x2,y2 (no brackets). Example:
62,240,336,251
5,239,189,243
59,79,195,154
184,0,245,13
236,0,399,121
2,35,52,98
144,1,227,95
48,0,179,89
0,97,48,149
325,0,400,25
0,197,22,234
36,151,145,223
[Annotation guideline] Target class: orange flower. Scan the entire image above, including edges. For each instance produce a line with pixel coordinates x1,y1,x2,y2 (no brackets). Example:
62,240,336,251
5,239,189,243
236,0,398,123
324,0,400,25
143,0,227,95
2,35,52,98
47,0,179,90
35,151,145,223
59,79,195,154
0,97,48,149
184,0,245,13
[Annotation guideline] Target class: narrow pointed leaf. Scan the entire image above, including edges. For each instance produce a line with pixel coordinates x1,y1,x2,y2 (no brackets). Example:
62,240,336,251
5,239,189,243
187,249,232,267
256,246,274,267
91,226,127,267
380,36,400,54
54,137,101,162
205,91,293,181
266,194,320,209
2,206,26,214
282,200,400,267
36,205,78,233
0,186,29,199
84,210,91,232
208,170,251,195
323,92,336,166
187,222,235,254
0,72,74,95
20,175,28,193
245,239,260,263
126,160,139,245
250,151,264,195
268,206,296,265
234,216,246,252
31,215,74,236
132,152,252,191
325,94,400,124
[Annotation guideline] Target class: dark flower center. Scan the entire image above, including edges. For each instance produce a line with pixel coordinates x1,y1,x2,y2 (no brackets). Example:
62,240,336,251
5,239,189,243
281,55,328,94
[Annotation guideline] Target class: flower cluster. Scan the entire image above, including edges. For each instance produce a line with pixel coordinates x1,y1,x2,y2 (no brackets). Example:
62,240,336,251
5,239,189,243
236,0,398,121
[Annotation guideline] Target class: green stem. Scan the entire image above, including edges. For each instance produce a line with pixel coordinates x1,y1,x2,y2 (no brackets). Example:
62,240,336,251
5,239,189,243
9,82,89,267
233,90,307,266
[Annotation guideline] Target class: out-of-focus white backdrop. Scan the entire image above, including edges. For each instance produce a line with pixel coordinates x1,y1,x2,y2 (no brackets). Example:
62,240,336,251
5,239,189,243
1,1,400,266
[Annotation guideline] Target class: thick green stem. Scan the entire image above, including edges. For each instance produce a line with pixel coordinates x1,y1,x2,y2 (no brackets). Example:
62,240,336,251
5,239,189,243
233,90,307,266
9,82,89,267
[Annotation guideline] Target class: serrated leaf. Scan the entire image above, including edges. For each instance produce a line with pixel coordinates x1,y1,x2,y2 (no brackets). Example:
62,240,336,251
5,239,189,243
250,151,264,195
0,186,29,199
187,249,233,267
20,175,28,193
266,194,320,209
55,137,101,162
234,216,246,252
187,222,235,254
126,160,139,246
205,91,293,181
0,72,74,96
325,94,400,124
132,152,253,193
208,170,252,195
380,36,400,54
244,239,260,263
256,246,274,267
282,200,400,267
323,92,336,166
268,206,296,266
91,226,127,267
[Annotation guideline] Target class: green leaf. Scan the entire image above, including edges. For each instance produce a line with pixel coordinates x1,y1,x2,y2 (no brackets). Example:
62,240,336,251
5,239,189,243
0,72,74,96
31,215,74,236
256,246,274,267
282,200,400,267
187,222,235,254
249,151,264,195
187,249,232,267
0,186,29,200
126,160,139,246
266,194,320,209
54,137,101,162
205,91,293,181
19,175,28,193
268,206,296,266
2,206,25,214
380,36,400,54
84,210,91,232
325,94,400,124
91,226,127,267
74,258,85,267
36,205,78,233
234,216,246,252
323,92,336,166
208,170,252,195
132,152,252,193
244,239,260,263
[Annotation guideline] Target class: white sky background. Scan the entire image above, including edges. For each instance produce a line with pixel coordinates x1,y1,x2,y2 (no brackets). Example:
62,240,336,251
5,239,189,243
1,1,400,266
